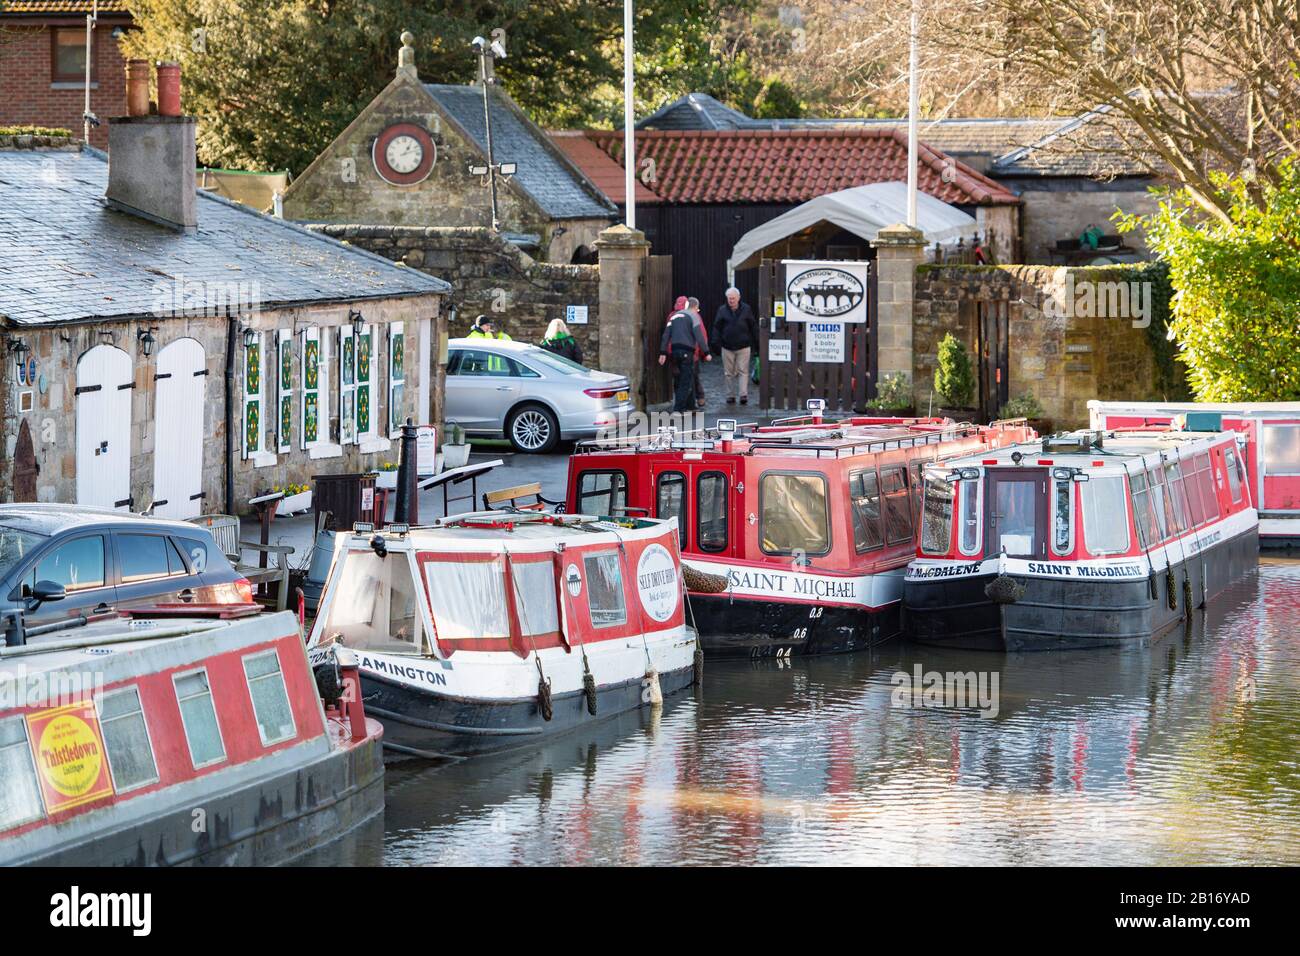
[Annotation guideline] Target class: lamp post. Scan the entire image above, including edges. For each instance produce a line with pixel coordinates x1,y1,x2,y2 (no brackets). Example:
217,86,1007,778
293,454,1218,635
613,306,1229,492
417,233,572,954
623,0,636,230
906,0,919,228
470,34,512,232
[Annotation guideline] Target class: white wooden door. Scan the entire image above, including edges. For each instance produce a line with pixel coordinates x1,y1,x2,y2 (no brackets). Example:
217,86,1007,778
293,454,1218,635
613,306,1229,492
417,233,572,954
76,345,134,510
152,337,207,518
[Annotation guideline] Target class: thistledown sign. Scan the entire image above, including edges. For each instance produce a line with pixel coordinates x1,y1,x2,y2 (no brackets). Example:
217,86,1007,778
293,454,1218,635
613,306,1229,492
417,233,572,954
783,260,869,324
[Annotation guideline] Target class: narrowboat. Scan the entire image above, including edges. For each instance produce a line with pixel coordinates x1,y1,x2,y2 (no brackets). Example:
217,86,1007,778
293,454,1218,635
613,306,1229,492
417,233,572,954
0,609,384,866
904,425,1259,651
564,407,1036,658
305,513,697,759
1089,400,1300,547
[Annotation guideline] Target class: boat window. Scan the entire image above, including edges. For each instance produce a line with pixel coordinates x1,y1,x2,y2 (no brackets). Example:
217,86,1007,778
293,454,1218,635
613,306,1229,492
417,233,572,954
324,551,426,651
992,480,1039,557
25,534,104,595
117,533,187,584
1184,456,1207,526
584,552,627,628
1193,453,1219,525
425,556,510,640
510,559,560,637
696,471,729,553
1082,476,1130,554
1052,479,1072,554
1147,468,1171,541
173,669,226,769
759,472,830,556
1262,424,1300,475
0,716,44,832
98,686,159,792
656,471,687,550
959,478,981,555
920,477,954,554
909,460,927,526
1163,461,1189,534
849,469,884,553
881,467,913,545
576,470,628,517
1129,470,1159,547
243,650,297,747
1224,447,1245,503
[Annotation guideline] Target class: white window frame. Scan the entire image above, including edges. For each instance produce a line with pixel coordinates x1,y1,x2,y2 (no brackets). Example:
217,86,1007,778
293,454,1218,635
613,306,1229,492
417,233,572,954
301,327,320,450
388,321,405,439
96,685,160,794
172,666,227,770
277,328,292,453
958,477,983,556
356,321,378,442
1051,478,1074,555
339,324,356,446
242,330,263,459
241,649,297,747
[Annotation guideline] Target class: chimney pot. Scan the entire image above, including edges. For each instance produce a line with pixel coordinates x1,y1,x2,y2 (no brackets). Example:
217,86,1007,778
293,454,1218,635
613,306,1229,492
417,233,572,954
156,62,182,117
126,60,150,117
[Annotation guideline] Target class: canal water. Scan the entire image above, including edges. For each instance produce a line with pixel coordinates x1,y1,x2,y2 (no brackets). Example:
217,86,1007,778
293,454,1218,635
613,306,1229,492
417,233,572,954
370,559,1300,866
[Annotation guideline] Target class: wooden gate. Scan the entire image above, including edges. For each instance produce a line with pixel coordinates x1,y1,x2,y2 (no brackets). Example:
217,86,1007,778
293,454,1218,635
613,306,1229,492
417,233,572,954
977,300,1010,420
642,253,674,407
76,344,133,510
12,420,37,502
152,337,207,518
757,259,878,412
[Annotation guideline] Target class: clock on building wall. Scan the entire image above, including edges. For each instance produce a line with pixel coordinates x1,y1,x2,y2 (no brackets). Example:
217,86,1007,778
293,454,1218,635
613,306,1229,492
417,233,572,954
372,123,436,186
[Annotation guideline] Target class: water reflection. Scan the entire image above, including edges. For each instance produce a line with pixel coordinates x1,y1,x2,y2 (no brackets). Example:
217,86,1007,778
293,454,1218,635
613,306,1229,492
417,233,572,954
379,560,1300,865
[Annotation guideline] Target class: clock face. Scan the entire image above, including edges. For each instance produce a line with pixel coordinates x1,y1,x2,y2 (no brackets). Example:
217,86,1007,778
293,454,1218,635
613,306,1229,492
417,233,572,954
372,123,436,186
385,135,423,174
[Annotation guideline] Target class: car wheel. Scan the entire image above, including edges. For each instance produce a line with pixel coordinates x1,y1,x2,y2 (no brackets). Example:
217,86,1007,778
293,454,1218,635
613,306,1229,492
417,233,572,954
507,404,559,453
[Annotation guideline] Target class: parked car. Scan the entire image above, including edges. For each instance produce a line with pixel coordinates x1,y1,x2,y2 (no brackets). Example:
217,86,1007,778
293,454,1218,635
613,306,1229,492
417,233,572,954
0,505,253,633
444,338,634,453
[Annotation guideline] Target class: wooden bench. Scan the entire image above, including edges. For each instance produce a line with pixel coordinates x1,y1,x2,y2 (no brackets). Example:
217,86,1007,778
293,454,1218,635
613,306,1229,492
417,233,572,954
482,482,564,512
186,514,294,612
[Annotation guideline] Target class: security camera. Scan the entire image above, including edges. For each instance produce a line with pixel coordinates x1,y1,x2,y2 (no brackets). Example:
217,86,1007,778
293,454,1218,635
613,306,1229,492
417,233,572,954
490,38,507,59
470,36,487,53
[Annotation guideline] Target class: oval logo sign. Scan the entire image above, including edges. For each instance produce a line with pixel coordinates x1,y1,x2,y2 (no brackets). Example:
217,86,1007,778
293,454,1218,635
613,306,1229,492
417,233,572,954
565,562,583,598
787,267,864,318
636,544,679,623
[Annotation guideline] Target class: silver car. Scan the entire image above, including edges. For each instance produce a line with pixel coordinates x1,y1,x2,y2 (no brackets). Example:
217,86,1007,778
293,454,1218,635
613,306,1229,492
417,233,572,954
444,338,634,453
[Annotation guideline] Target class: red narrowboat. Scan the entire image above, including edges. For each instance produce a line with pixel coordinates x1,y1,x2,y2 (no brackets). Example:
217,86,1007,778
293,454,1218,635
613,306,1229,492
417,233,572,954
1090,400,1300,547
306,513,697,759
0,610,384,866
904,425,1259,650
564,410,1036,659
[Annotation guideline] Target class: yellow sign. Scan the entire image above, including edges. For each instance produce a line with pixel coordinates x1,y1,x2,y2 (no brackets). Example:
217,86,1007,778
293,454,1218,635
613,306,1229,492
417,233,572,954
26,703,115,813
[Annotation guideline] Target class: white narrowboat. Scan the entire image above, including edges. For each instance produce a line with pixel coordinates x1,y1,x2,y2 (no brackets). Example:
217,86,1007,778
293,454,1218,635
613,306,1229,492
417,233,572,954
904,426,1259,650
306,513,697,759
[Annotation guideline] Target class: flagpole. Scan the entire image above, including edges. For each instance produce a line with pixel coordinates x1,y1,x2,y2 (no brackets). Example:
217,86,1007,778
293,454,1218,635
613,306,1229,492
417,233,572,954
623,0,636,229
906,0,919,228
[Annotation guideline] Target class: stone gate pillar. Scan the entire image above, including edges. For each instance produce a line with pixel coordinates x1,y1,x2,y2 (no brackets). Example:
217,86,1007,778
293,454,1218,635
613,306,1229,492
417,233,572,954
870,223,927,407
595,224,650,408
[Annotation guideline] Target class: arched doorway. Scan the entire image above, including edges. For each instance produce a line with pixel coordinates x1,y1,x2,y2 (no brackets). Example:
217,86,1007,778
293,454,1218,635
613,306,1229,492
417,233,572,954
12,420,37,502
76,344,133,510
151,337,207,519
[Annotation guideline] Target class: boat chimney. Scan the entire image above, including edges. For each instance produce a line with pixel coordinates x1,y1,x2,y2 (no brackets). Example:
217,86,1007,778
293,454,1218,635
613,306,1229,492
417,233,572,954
717,418,737,453
105,62,197,233
394,418,419,525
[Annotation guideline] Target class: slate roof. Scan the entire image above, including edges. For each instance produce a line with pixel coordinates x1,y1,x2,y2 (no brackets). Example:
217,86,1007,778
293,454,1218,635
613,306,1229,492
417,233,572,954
580,127,1019,206
0,146,449,328
636,93,764,131
424,84,617,221
992,106,1156,177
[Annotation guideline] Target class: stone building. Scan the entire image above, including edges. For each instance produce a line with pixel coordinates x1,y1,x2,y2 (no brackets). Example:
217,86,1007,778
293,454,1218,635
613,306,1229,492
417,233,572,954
0,1,131,149
0,119,448,516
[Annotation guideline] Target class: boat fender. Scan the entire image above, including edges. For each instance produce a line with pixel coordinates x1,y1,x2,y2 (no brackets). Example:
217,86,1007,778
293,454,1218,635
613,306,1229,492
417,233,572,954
1200,562,1208,607
313,664,343,707
1166,566,1177,610
683,564,729,594
693,645,704,688
582,654,598,716
984,574,1024,605
1182,574,1192,614
645,668,663,707
1148,572,1158,601
535,655,553,721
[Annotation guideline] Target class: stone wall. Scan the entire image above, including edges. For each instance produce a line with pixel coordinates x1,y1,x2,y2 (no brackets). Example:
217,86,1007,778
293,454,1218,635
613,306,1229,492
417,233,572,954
313,224,601,353
998,178,1161,264
0,293,444,514
913,264,1160,428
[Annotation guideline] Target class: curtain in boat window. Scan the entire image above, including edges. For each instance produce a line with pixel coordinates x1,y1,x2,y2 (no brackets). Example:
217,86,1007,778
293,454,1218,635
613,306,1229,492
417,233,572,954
584,552,627,628
424,556,509,639
510,558,559,636
760,473,830,555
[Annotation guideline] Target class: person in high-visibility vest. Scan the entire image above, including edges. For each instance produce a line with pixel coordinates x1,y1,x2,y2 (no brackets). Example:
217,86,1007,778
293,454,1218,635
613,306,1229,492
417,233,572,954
466,315,511,372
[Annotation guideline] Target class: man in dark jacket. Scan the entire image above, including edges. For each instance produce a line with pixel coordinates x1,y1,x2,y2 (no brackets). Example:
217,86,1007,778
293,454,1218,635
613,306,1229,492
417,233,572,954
712,287,759,404
659,304,711,412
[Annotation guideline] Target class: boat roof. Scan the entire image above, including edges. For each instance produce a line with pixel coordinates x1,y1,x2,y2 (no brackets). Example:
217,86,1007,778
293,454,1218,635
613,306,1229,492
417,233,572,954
344,512,674,552
1089,399,1300,415
937,429,1234,471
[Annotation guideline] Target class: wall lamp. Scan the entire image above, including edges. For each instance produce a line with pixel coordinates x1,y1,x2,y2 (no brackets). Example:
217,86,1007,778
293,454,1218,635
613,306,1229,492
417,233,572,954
241,327,257,349
137,327,157,357
6,336,30,377
349,309,365,336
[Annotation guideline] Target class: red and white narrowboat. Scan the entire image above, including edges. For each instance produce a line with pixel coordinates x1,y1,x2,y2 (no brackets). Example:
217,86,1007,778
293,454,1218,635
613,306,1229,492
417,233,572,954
0,610,384,866
1090,400,1300,547
904,424,1259,651
564,409,1036,659
305,513,697,759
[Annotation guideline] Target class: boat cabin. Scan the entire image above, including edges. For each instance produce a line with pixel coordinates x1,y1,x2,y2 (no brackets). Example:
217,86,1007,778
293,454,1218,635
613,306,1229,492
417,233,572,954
915,428,1255,565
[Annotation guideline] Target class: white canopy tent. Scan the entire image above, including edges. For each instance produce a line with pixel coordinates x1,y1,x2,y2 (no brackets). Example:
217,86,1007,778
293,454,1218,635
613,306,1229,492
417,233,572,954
727,181,978,275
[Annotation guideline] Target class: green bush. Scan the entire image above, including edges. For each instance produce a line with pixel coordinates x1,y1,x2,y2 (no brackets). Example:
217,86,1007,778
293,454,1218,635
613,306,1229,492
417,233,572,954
0,125,72,138
866,372,912,410
997,393,1044,420
933,334,975,407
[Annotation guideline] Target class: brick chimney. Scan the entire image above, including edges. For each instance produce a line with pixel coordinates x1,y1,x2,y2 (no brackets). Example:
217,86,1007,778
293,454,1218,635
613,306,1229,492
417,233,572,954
105,62,197,233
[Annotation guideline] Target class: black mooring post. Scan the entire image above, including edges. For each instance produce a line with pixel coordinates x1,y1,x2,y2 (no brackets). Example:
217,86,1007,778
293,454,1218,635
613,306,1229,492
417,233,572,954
394,417,419,525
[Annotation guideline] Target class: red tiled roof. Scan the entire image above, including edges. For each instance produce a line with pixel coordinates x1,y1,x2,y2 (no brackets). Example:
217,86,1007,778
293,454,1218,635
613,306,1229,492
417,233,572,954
581,127,1019,206
548,131,661,205
1,1,131,13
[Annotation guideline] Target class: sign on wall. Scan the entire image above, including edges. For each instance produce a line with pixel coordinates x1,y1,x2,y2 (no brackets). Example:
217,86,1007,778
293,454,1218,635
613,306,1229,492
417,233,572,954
565,305,589,325
806,322,845,363
782,260,869,323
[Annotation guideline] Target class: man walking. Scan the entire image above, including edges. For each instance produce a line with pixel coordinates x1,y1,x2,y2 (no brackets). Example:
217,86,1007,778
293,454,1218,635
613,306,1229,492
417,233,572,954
687,296,708,408
712,287,759,405
659,301,711,412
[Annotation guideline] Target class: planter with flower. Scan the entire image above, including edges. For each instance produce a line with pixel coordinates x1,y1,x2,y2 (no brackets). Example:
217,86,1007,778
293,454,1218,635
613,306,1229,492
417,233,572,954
375,461,399,490
276,482,312,516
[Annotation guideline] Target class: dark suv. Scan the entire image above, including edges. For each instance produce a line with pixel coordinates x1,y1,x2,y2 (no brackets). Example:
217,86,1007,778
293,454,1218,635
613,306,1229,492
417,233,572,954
0,506,252,632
